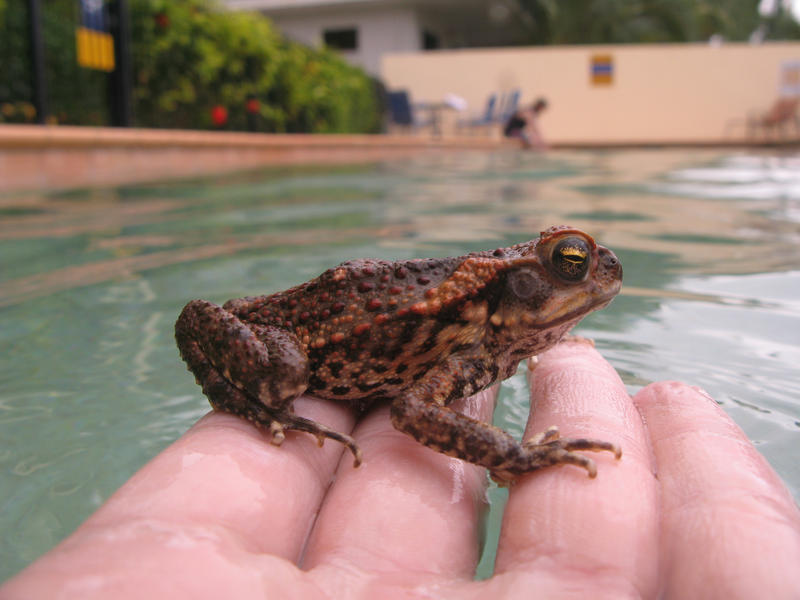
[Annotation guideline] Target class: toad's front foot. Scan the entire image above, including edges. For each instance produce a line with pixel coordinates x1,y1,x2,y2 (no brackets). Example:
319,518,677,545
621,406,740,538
490,426,622,486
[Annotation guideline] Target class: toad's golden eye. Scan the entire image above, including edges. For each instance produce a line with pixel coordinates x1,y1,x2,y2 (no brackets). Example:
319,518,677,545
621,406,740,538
552,237,590,281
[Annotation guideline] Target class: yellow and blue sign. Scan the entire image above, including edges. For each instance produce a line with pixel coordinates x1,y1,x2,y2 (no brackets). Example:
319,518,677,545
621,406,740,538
591,54,613,86
781,60,800,97
76,0,115,72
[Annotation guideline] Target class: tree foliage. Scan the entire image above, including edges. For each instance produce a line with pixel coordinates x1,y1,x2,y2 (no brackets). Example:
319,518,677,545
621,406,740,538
514,0,800,44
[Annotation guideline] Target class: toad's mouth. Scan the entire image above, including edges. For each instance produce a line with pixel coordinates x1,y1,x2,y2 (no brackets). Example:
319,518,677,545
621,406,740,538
524,287,620,329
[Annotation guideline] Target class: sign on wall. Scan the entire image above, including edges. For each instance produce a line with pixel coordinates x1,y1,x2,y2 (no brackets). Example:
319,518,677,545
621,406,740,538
780,60,800,97
590,54,613,86
76,0,115,71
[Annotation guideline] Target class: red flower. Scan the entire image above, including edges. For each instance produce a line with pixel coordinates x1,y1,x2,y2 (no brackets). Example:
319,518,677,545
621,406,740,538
245,98,260,114
210,105,228,127
154,12,169,28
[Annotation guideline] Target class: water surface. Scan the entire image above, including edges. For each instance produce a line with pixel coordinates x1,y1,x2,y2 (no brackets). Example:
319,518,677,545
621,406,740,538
1,149,798,581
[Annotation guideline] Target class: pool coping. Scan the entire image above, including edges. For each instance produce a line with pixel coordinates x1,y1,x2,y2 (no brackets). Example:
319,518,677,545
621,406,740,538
1,124,797,193
0,125,504,192
0,124,506,149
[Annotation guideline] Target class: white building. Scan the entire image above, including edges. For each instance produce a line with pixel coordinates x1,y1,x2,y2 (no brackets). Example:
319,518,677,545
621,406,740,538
224,0,530,77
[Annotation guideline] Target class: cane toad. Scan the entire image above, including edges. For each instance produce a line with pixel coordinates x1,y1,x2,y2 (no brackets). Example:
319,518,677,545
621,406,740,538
175,226,623,483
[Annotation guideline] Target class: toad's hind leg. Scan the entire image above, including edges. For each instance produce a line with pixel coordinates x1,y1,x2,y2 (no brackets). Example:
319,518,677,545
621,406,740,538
175,299,361,464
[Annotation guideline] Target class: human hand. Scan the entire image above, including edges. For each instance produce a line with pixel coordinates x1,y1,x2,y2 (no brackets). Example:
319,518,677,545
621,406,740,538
3,339,799,599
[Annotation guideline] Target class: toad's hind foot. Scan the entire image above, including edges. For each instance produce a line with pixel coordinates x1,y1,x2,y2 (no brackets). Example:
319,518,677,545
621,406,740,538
490,426,621,486
278,412,363,468
243,404,362,467
269,420,286,446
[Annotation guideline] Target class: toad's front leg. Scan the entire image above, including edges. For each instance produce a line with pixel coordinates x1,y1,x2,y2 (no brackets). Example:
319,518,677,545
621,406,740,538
389,361,620,485
175,299,362,465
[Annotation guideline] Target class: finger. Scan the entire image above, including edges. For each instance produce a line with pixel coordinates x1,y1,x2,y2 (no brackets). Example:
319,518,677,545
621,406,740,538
493,338,659,597
303,388,498,583
85,396,356,561
634,382,800,597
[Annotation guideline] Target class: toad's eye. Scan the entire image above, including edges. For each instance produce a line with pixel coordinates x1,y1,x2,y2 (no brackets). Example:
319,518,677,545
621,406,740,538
552,237,590,281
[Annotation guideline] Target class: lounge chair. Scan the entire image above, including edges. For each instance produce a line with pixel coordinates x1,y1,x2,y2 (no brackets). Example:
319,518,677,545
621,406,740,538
748,97,800,139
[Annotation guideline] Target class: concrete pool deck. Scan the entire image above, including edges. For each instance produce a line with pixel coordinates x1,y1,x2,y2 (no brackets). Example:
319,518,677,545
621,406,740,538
1,124,797,193
0,125,505,193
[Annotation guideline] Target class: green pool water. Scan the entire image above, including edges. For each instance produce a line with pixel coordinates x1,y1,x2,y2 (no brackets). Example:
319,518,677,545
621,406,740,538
1,148,799,581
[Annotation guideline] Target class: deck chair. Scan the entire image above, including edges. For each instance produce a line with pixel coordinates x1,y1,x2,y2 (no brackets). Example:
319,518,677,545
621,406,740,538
387,91,413,126
497,90,521,124
386,90,434,132
748,97,800,139
458,94,498,132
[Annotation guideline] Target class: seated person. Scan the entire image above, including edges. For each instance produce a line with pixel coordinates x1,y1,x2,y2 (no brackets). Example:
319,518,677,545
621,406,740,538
504,97,548,149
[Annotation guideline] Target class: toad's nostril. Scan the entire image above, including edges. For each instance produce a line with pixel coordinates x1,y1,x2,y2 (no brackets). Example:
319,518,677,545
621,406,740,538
600,250,622,279
602,253,616,265
597,246,622,278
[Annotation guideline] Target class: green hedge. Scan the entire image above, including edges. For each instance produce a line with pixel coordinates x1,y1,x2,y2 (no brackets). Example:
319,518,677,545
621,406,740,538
0,0,381,133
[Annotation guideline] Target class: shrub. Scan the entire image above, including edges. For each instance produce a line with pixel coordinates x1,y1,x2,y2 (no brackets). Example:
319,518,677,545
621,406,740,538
0,0,381,132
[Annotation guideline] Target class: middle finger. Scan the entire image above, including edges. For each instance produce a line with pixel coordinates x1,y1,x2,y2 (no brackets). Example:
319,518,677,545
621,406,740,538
303,388,498,581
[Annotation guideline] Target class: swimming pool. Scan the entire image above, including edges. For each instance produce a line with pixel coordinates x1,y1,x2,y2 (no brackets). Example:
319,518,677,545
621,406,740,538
1,148,798,581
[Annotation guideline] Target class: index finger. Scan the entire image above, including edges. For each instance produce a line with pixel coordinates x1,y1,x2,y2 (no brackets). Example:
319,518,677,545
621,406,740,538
102,395,357,560
67,396,355,559
493,338,660,596
0,396,356,598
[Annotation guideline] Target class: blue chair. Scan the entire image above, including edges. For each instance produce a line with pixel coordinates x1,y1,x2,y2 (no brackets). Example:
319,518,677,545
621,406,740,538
497,89,521,123
386,90,435,131
474,94,498,126
387,91,414,127
458,94,498,131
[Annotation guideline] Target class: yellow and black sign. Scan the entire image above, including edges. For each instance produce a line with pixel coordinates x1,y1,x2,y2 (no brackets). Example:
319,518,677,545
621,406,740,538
590,54,613,86
76,0,115,71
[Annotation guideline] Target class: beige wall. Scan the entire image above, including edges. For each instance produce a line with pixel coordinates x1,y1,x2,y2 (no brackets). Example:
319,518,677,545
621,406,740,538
382,42,800,144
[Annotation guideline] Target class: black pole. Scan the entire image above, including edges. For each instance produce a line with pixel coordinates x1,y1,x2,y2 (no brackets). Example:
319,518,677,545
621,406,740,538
28,0,47,124
109,0,133,127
